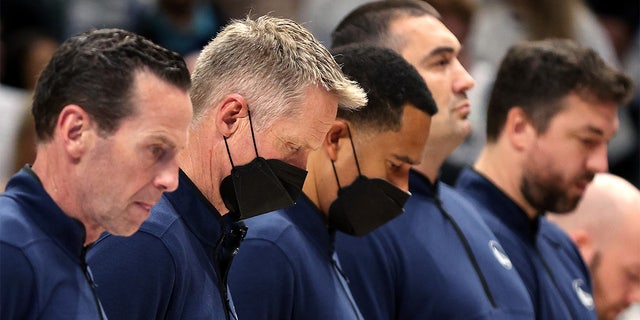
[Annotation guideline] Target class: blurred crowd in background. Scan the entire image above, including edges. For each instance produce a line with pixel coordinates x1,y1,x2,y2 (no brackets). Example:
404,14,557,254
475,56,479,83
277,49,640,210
1,0,638,191
0,0,638,318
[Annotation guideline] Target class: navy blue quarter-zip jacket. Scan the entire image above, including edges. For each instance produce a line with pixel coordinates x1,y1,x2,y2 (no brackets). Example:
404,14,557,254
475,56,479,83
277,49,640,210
335,169,534,319
88,170,240,319
456,168,597,320
228,195,364,320
0,167,106,319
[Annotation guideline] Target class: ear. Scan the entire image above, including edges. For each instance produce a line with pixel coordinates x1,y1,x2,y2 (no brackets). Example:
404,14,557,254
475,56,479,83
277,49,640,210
569,230,594,262
505,107,535,151
57,105,94,160
215,94,249,138
324,120,349,161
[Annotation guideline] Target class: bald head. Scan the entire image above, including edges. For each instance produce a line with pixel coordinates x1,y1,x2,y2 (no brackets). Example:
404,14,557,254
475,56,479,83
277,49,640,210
549,173,640,320
549,173,640,247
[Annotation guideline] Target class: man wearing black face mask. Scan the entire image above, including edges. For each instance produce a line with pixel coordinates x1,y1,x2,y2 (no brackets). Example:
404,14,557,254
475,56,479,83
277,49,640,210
330,2,535,319
86,16,366,320
228,44,437,319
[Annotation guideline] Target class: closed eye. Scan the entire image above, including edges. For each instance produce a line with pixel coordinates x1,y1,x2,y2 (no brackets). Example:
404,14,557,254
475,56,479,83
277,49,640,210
387,160,402,172
577,136,601,149
149,145,167,160
286,142,302,153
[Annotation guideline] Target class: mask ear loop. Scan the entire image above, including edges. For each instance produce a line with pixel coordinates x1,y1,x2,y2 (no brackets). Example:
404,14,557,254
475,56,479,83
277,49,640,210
330,160,341,189
246,107,259,158
330,124,362,190
223,137,235,168
222,106,260,168
346,125,362,176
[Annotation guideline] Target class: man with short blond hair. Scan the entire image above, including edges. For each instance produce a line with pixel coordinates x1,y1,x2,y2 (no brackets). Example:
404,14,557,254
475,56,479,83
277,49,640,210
88,16,366,319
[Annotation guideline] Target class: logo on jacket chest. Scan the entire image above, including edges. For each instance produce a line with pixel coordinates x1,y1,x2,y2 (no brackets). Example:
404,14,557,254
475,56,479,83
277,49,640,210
572,279,595,310
489,240,513,270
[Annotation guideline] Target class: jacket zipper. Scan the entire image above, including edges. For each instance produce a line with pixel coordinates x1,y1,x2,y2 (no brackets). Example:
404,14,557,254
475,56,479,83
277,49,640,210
434,195,497,308
535,249,580,320
80,246,106,320
214,220,247,320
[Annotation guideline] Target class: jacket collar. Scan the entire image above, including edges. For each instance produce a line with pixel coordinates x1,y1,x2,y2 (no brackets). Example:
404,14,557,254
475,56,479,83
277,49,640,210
163,170,226,247
457,167,540,243
5,166,86,260
408,168,440,198
283,194,334,257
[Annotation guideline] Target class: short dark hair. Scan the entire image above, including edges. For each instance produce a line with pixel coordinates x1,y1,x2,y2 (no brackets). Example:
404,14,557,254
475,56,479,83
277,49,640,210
332,44,437,132
331,0,440,49
486,39,634,142
32,28,191,142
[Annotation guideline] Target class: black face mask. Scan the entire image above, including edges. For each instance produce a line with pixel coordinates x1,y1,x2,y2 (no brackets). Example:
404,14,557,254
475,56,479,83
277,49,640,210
219,109,308,220
327,127,410,236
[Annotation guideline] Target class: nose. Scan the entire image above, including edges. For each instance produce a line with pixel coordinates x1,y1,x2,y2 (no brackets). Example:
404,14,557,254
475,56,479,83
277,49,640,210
293,151,309,170
397,180,409,193
389,167,411,193
154,159,180,192
452,60,475,94
586,143,609,173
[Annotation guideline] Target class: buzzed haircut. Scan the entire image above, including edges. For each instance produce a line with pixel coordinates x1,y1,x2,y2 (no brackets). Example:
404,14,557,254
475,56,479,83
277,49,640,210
331,0,440,50
332,44,437,132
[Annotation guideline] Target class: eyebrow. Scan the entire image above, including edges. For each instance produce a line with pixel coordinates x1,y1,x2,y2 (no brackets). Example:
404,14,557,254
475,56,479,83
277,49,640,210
429,46,455,57
581,125,605,137
393,154,418,165
418,46,455,65
148,135,178,150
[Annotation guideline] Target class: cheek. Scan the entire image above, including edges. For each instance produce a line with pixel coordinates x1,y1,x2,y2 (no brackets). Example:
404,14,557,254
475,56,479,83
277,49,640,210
425,80,449,107
530,139,574,176
357,157,388,180
596,258,627,300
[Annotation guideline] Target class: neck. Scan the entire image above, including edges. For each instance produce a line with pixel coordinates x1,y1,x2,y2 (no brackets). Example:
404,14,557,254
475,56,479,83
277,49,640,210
413,137,460,183
31,145,102,246
474,144,538,219
302,149,332,217
179,130,230,215
302,166,322,214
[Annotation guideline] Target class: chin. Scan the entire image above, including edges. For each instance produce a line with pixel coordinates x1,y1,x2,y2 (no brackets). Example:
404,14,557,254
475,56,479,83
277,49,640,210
458,120,472,133
106,221,143,237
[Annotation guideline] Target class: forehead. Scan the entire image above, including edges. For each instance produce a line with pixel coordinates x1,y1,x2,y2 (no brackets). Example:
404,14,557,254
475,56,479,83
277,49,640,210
543,93,618,139
389,15,461,56
605,214,640,268
359,105,431,162
118,71,192,143
272,86,338,147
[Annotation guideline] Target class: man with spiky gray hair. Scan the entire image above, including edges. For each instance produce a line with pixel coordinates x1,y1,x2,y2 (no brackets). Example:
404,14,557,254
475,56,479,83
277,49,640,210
88,15,366,319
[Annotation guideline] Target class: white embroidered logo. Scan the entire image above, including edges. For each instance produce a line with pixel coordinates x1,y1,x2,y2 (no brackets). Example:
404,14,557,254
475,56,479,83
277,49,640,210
572,279,595,310
489,240,512,270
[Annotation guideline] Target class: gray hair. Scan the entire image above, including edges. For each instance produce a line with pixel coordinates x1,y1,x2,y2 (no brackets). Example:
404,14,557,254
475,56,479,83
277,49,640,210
190,15,367,129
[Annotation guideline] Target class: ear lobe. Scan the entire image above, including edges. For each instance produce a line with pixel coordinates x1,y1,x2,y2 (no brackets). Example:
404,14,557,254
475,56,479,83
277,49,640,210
324,120,349,161
570,230,594,262
57,105,93,159
215,94,248,137
506,107,535,151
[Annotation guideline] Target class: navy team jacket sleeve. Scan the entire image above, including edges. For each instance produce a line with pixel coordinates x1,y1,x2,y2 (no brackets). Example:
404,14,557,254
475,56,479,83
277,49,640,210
228,237,295,320
88,232,175,319
0,243,37,319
